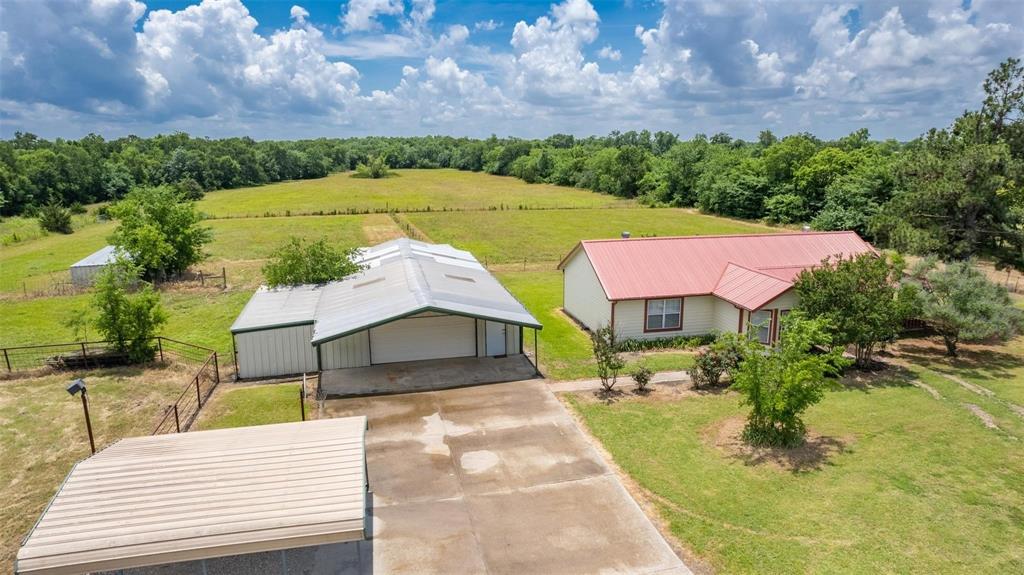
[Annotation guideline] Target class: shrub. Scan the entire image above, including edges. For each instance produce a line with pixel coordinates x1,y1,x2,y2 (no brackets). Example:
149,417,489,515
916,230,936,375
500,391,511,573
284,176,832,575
630,363,654,393
688,332,744,389
38,202,73,234
731,313,849,447
93,258,167,363
591,325,625,391
615,334,714,352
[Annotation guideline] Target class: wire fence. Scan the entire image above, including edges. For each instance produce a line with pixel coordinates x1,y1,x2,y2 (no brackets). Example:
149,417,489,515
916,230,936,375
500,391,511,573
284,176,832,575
0,267,228,301
151,350,220,435
0,336,214,374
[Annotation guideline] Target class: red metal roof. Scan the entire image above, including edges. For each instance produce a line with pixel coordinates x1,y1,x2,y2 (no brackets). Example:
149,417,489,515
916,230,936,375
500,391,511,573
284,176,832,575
712,263,794,311
561,231,875,309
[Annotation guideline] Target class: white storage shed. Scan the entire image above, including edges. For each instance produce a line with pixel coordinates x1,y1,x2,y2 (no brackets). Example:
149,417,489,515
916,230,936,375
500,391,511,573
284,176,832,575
231,239,542,379
69,245,119,287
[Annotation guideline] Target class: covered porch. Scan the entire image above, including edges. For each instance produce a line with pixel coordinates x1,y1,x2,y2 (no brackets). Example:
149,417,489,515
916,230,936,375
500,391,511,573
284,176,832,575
319,354,539,398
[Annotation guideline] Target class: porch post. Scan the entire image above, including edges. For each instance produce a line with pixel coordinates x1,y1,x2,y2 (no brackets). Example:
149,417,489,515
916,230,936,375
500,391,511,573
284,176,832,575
315,343,322,372
533,328,540,376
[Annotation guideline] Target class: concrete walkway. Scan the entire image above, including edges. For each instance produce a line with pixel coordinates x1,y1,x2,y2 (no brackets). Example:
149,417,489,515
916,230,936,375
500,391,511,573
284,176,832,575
547,370,692,393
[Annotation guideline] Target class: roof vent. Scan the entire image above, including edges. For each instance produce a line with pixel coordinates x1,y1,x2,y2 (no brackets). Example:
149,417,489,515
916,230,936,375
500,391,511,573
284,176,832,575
444,273,476,283
353,276,385,289
621,231,631,239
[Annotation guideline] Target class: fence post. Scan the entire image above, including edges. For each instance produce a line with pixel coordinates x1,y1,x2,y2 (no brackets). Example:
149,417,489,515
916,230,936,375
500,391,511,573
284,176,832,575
3,349,10,372
158,338,164,363
195,376,202,408
173,404,180,433
80,342,89,368
212,352,220,384
199,270,205,287
222,267,227,288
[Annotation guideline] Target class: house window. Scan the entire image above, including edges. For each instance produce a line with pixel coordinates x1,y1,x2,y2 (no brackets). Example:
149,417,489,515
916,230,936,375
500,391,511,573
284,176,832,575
750,310,772,344
776,309,790,341
646,298,682,331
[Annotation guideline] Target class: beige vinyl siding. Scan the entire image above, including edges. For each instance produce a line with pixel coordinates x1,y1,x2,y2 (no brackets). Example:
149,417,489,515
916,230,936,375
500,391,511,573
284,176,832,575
562,251,612,331
758,289,798,312
713,298,743,334
613,295,717,340
235,324,317,379
320,331,371,370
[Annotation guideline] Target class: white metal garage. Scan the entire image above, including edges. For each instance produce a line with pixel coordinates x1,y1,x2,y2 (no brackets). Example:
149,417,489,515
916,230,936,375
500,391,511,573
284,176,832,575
230,239,541,380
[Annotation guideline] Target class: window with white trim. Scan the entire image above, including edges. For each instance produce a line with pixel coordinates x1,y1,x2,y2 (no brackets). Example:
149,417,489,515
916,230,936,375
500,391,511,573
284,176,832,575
646,298,682,331
750,310,772,344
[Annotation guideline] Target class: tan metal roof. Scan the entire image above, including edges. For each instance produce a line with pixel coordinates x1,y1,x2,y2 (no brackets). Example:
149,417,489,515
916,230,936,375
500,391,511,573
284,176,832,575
16,417,368,575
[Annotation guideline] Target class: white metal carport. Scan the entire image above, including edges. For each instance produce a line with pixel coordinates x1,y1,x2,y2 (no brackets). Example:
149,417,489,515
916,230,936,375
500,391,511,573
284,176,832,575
15,418,368,575
230,239,542,380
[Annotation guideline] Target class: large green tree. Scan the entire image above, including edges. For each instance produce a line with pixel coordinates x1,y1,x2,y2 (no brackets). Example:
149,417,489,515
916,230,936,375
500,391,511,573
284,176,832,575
262,237,365,287
795,253,916,369
108,185,212,279
905,258,1024,356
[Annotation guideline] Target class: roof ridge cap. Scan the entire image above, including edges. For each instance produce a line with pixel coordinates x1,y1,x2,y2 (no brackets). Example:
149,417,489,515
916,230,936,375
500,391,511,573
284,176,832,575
581,230,859,244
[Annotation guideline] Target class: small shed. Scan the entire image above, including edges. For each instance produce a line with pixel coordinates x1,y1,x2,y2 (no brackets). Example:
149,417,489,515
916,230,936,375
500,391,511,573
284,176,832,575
231,238,542,380
69,245,119,287
16,417,368,575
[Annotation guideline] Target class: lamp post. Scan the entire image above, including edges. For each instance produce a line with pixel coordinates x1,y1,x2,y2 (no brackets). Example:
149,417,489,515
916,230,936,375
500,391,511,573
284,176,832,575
66,379,95,455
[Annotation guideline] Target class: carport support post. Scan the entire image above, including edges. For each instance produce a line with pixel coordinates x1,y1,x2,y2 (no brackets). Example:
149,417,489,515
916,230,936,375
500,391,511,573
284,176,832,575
533,328,540,376
315,343,323,372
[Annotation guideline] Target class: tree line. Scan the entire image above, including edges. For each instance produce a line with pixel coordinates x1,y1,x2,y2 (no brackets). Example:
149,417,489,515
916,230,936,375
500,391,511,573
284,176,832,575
3,59,1021,268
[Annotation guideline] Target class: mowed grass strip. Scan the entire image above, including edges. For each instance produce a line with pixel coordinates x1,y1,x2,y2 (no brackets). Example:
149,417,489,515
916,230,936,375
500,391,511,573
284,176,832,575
407,208,778,264
0,366,189,568
197,169,630,217
568,370,1024,574
196,383,307,430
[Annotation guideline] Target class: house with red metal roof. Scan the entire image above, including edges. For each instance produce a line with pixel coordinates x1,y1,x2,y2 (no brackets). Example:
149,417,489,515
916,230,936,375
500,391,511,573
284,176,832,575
556,231,876,344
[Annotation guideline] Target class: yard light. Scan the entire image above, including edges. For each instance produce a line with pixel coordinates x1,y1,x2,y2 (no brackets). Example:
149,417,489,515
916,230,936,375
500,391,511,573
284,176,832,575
66,379,96,455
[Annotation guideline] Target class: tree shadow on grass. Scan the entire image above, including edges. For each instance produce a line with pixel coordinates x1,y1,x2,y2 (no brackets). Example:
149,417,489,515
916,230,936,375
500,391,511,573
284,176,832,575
707,416,851,474
892,339,1020,380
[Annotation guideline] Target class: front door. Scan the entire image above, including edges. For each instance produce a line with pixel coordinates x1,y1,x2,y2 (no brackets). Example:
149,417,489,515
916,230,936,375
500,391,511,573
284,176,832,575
485,321,506,356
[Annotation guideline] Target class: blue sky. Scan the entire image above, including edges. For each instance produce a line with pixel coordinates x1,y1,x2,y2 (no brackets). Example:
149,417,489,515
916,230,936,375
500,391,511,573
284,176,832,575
1,0,1022,141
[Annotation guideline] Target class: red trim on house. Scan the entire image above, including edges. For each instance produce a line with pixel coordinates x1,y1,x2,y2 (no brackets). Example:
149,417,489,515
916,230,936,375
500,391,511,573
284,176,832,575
737,307,744,333
643,297,684,333
770,309,779,343
610,300,617,334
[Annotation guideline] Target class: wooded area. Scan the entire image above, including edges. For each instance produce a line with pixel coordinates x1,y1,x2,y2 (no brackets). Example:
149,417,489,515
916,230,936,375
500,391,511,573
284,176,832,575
2,59,1021,268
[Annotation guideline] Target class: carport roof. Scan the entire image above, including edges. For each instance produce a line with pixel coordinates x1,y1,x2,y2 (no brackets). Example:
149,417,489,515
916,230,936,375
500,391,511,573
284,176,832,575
230,239,541,341
16,418,368,575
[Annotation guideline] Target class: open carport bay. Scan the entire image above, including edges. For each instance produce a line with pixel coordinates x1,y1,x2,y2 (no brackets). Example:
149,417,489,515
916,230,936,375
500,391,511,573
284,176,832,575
320,380,690,575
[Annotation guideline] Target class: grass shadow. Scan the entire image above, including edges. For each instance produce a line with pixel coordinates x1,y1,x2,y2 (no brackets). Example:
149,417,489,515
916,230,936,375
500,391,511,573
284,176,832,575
835,363,917,394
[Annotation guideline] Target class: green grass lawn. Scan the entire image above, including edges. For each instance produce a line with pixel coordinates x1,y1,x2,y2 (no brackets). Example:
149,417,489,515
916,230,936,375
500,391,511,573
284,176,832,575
406,208,777,264
197,169,630,217
0,213,99,246
206,214,369,260
0,220,114,292
196,383,308,430
0,365,188,569
0,290,249,354
568,341,1024,574
497,270,695,380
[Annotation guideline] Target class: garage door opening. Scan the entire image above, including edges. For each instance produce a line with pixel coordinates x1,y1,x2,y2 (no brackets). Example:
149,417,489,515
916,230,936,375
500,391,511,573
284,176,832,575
370,314,476,364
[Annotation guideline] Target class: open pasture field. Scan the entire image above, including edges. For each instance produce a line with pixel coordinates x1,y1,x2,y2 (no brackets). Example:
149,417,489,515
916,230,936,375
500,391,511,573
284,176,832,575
0,365,191,569
567,336,1024,574
197,169,631,217
405,207,778,264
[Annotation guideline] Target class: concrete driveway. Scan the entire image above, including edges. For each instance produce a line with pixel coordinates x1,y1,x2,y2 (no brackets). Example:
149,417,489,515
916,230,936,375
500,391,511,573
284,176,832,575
321,380,690,575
